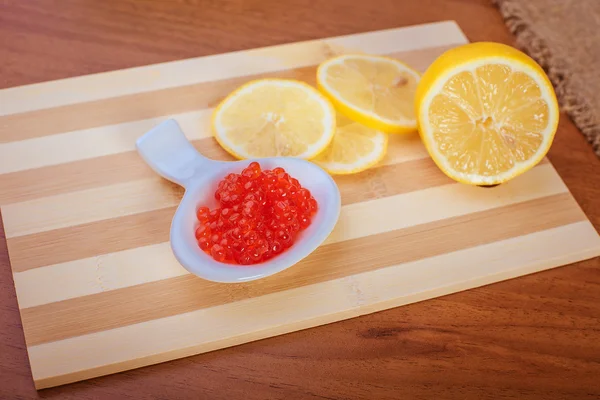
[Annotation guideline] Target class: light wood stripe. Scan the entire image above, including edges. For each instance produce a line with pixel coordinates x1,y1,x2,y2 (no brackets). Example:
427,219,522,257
0,132,428,207
14,242,184,309
12,162,566,308
1,134,426,237
20,193,586,346
0,71,255,144
27,220,600,389
0,45,453,144
6,156,456,271
0,107,425,175
0,108,213,175
0,137,231,206
7,206,174,273
3,179,185,239
0,21,465,118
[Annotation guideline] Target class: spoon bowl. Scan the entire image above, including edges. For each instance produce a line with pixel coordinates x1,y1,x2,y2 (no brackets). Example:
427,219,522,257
136,119,341,283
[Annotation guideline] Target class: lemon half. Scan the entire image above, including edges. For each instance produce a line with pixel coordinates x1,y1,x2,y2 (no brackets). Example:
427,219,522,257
415,42,559,186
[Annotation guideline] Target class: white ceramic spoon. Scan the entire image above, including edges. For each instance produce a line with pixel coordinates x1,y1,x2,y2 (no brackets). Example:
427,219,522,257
136,119,341,283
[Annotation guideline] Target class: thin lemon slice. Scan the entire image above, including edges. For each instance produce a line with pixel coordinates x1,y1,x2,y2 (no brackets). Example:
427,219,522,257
415,42,559,186
317,54,420,134
212,79,335,159
312,114,388,174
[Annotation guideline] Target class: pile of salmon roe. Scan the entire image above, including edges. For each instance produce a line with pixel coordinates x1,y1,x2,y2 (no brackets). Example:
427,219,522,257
194,162,318,265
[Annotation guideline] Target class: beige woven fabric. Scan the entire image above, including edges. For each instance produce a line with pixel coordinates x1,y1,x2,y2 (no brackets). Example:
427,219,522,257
493,0,600,156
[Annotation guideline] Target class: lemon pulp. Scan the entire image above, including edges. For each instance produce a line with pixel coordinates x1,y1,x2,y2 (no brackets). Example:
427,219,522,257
312,114,388,174
317,54,420,134
212,79,336,160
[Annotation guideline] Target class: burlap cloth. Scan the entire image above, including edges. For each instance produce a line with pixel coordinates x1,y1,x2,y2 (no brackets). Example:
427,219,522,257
493,0,600,157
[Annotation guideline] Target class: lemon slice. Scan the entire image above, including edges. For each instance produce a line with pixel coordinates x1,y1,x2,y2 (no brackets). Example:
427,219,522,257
212,79,335,159
415,42,559,186
317,54,420,134
312,114,388,174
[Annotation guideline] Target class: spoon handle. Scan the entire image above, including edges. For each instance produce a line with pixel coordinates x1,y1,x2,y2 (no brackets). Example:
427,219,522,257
136,119,212,188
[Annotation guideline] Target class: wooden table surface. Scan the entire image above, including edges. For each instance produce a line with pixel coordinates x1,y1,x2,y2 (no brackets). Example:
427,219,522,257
1,0,599,399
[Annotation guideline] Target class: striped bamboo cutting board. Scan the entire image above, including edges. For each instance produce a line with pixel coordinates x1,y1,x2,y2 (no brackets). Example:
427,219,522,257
1,21,600,390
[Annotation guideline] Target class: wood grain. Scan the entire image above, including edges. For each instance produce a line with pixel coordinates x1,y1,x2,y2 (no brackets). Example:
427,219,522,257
0,47,455,143
11,161,558,309
0,132,428,206
1,1,600,400
6,156,456,271
0,144,434,237
25,221,600,389
17,192,582,346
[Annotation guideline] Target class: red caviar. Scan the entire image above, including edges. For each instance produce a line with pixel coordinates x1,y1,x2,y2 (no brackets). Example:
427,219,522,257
194,162,318,265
